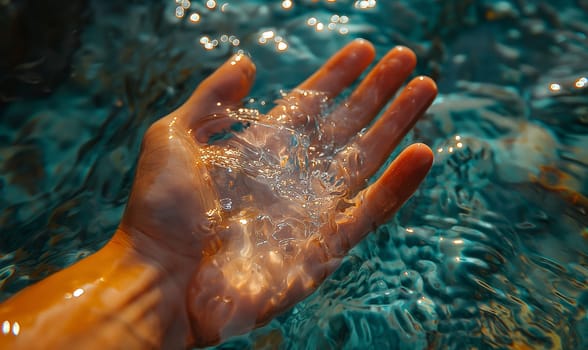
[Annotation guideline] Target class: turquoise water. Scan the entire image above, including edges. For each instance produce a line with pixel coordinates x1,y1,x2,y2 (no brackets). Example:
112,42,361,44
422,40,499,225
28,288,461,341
1,0,588,349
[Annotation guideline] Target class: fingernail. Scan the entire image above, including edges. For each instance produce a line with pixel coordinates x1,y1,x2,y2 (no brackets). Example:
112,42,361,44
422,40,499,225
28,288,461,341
412,143,435,169
228,53,255,79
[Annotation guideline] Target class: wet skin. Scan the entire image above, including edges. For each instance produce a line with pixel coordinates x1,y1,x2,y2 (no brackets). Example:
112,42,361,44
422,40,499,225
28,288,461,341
0,39,437,349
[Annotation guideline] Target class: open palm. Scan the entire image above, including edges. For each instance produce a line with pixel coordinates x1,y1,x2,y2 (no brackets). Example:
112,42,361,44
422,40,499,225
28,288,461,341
118,39,437,346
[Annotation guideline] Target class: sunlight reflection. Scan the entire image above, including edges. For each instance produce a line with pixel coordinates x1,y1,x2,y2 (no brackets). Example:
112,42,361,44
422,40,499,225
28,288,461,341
172,1,359,53
305,14,349,35
257,30,289,53
437,135,464,155
189,13,200,23
1,321,20,336
11,322,19,336
1,321,9,334
549,83,561,92
354,0,376,9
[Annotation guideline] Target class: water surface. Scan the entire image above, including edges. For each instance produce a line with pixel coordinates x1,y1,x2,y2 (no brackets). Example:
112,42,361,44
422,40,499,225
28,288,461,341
1,1,587,349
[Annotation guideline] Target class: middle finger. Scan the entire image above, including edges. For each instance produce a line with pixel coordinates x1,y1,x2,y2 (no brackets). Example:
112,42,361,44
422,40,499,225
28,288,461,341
326,46,417,147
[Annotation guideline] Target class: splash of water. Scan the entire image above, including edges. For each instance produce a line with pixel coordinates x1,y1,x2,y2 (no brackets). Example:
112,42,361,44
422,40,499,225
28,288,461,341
187,90,367,344
196,91,353,258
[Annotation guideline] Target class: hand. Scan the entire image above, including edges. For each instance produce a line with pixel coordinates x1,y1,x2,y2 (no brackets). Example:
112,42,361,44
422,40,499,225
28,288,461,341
117,39,437,346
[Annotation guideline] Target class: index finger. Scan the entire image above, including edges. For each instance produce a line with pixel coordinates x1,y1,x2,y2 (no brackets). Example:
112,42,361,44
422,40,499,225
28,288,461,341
268,39,376,124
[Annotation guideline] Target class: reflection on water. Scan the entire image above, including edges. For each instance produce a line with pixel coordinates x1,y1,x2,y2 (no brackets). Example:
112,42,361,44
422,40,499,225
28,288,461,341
1,0,587,349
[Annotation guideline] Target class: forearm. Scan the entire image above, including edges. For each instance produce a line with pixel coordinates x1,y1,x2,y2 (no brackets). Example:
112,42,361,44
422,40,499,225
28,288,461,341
0,230,192,349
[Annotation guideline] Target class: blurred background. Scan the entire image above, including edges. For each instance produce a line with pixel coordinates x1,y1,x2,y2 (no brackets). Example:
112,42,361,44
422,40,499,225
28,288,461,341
1,0,587,349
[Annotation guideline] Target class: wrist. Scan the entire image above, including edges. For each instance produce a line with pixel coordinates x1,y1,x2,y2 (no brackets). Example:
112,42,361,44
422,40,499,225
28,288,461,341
110,228,194,296
0,229,195,349
108,228,195,347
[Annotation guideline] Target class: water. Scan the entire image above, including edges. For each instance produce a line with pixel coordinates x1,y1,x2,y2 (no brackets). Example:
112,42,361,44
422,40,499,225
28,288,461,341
194,91,351,274
189,95,366,341
1,0,588,349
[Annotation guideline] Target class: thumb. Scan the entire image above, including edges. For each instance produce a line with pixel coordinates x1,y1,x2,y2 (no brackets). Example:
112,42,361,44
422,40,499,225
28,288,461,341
178,53,256,129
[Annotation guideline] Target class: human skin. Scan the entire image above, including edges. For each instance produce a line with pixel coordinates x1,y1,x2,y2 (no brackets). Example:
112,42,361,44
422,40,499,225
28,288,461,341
0,39,437,349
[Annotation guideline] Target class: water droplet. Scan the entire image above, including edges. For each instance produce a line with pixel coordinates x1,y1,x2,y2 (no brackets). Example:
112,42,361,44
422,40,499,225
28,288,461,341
220,198,233,211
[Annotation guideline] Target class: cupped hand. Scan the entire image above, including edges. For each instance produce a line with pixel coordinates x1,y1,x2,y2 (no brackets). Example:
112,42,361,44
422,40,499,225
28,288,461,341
118,39,437,347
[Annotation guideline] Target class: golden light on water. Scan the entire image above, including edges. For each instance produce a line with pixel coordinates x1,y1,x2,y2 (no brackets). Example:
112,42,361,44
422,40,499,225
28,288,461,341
261,30,275,40
549,83,562,92
546,76,588,93
174,0,191,17
189,13,200,22
257,30,289,52
172,0,361,52
354,0,376,9
305,14,349,34
199,34,240,50
437,135,464,155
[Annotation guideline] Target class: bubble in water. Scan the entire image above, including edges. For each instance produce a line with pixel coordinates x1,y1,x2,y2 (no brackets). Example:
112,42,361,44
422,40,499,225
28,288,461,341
187,90,373,343
220,198,233,211
192,89,358,288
